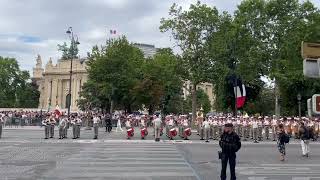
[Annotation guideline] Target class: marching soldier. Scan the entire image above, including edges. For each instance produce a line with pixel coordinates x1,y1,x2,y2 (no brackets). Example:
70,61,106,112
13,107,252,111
272,116,278,141
264,116,271,140
49,115,56,138
42,116,50,139
196,113,204,140
292,118,299,139
236,117,242,137
208,116,213,139
242,117,249,141
71,116,77,139
203,118,211,142
212,117,219,140
76,116,82,138
58,116,66,139
64,117,70,138
252,117,259,143
182,115,190,140
93,115,100,139
153,115,162,141
258,116,263,141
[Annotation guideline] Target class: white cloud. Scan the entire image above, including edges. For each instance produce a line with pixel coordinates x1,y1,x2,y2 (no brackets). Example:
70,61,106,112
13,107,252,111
0,0,318,76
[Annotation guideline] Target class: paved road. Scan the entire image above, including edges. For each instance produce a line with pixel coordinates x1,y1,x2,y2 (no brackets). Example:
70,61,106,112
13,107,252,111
1,128,320,180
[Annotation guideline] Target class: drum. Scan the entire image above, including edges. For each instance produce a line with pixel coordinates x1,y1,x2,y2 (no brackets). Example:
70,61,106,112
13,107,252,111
170,128,177,137
127,128,134,137
184,127,191,137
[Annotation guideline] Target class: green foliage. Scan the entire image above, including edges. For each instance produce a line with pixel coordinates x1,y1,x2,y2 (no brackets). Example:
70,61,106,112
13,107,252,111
160,1,220,120
0,56,39,108
183,89,212,114
57,40,79,60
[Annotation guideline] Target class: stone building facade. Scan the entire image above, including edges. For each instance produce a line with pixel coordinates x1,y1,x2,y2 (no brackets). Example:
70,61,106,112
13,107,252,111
32,55,87,111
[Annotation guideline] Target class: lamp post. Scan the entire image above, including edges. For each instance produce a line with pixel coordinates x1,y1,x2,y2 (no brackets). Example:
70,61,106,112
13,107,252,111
65,27,80,119
297,93,302,118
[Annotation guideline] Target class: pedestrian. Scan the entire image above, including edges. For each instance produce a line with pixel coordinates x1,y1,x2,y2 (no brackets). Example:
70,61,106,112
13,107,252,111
299,122,311,157
219,123,241,180
277,124,289,161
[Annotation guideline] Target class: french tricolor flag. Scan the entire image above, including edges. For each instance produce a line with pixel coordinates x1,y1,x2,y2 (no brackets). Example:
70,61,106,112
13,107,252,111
234,79,246,108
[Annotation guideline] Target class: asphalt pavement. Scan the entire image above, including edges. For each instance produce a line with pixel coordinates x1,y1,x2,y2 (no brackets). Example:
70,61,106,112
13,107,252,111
1,127,320,180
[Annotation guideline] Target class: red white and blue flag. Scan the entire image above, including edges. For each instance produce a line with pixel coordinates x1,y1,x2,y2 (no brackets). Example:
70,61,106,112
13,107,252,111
234,79,246,108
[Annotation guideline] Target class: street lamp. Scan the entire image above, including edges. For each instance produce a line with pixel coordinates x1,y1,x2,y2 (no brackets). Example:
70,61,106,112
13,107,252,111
65,27,80,119
297,93,302,118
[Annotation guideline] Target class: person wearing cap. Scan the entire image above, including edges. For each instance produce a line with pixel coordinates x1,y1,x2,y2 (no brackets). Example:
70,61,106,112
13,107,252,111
153,115,162,141
242,117,248,141
263,116,270,140
219,123,241,180
257,116,263,141
252,117,259,143
272,116,278,141
93,115,100,139
212,117,219,140
203,118,211,142
58,116,67,139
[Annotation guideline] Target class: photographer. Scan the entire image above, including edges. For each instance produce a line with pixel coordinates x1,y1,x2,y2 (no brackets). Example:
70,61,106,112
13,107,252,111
219,123,241,180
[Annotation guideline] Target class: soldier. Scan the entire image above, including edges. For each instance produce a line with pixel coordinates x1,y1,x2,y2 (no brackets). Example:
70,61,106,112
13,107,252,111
315,118,320,140
197,113,204,140
153,115,162,141
242,117,248,141
42,116,50,139
49,115,56,138
258,116,263,141
203,118,211,142
64,116,70,138
93,115,100,139
207,116,213,139
182,115,190,140
126,115,134,139
264,116,271,140
252,117,259,143
76,116,82,138
236,117,242,137
71,116,77,139
58,116,66,139
292,118,299,139
212,117,219,140
272,116,278,141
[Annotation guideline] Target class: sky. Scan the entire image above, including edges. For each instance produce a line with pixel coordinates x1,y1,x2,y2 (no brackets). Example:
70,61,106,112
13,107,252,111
0,0,319,74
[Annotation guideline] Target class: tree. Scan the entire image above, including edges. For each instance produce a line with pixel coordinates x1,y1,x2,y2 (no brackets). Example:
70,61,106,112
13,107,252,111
57,40,79,60
183,89,212,115
160,1,220,122
0,56,39,108
83,36,144,113
134,48,184,115
234,0,320,116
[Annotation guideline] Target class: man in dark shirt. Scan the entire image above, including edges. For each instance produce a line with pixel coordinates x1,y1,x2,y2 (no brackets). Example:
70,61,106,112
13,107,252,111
219,123,241,180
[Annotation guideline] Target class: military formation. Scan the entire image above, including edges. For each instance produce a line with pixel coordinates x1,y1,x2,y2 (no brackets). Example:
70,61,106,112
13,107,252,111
195,115,320,142
0,110,320,142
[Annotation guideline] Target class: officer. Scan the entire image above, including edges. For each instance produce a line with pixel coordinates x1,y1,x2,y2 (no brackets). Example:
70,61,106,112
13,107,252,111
42,116,50,139
153,115,162,141
219,123,241,180
258,116,263,141
58,116,66,139
76,116,82,138
252,117,259,143
203,118,211,142
272,116,278,141
49,115,56,138
71,116,77,139
212,117,219,140
264,116,271,140
93,115,100,139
